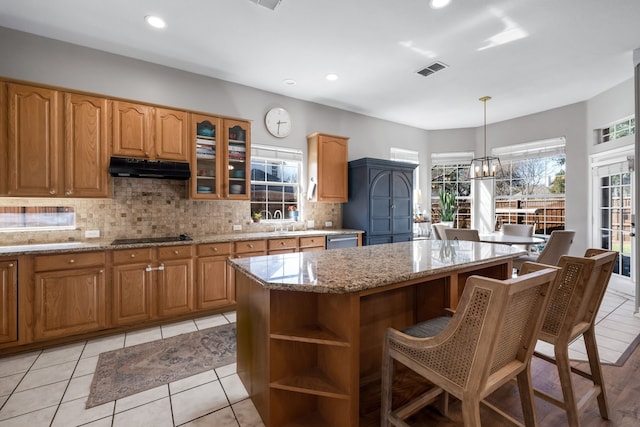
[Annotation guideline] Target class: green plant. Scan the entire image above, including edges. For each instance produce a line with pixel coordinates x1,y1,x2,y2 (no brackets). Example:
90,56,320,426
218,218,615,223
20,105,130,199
251,212,262,219
439,190,456,222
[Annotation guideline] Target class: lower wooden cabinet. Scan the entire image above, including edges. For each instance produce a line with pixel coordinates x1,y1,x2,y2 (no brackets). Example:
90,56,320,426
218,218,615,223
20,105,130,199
112,246,193,326
33,252,106,341
0,260,18,344
196,242,234,310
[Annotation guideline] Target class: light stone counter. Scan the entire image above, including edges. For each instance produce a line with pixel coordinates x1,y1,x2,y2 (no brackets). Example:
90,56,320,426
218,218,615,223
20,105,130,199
0,229,362,256
229,239,526,294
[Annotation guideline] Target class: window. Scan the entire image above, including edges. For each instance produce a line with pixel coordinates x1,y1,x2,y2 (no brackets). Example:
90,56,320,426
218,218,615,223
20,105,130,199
0,206,76,232
598,116,635,144
493,138,566,235
430,152,473,227
250,145,302,220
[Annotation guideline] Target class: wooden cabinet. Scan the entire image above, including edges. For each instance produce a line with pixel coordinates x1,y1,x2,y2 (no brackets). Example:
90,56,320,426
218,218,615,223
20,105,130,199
64,93,110,197
234,239,267,258
111,245,193,326
223,119,251,199
196,242,234,310
299,236,326,252
0,260,17,344
33,252,106,341
343,158,415,245
1,82,109,198
307,132,349,202
190,114,222,199
112,101,188,162
3,83,62,197
268,238,297,254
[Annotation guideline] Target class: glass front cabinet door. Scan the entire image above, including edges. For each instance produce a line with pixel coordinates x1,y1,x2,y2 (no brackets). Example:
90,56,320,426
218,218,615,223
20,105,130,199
223,119,251,200
190,114,222,199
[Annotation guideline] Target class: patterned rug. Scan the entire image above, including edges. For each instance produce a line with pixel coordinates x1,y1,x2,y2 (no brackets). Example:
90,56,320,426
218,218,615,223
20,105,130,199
86,323,236,408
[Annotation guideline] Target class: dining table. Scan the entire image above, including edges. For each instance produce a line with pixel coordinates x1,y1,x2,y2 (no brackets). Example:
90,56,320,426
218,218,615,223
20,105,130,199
479,232,546,246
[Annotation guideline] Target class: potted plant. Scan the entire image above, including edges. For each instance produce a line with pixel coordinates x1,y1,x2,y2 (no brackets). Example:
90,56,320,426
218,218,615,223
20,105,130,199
438,190,456,226
251,212,262,223
287,205,299,221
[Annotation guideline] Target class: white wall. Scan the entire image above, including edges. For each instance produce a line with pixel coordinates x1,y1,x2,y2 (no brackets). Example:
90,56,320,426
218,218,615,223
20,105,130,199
1,26,636,254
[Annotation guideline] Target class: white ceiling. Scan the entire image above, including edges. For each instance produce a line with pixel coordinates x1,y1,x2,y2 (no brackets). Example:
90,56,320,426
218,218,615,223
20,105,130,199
1,0,639,129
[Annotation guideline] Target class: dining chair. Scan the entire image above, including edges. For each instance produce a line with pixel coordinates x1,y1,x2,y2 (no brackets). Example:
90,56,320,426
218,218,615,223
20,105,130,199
381,265,558,426
513,230,575,271
432,223,450,240
519,248,618,427
501,223,534,237
443,228,480,242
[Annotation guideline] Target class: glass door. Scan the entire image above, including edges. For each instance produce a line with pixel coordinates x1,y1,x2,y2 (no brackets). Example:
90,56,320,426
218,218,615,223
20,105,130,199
596,163,635,281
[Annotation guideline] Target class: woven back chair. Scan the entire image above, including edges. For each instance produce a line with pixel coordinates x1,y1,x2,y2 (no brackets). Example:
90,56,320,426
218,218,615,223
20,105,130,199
381,266,558,427
502,224,534,237
443,228,480,242
513,230,575,271
520,248,618,427
432,223,450,240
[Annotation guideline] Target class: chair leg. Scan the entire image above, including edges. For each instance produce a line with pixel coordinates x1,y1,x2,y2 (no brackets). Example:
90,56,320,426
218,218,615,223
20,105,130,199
554,344,581,427
516,364,539,427
461,396,482,427
583,327,610,419
381,341,394,427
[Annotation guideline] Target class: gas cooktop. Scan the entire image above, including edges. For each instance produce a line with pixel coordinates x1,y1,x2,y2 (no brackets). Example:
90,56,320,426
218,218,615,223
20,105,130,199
110,234,192,245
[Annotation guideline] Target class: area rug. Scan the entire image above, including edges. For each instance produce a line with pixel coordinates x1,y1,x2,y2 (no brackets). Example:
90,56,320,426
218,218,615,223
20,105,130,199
86,323,236,408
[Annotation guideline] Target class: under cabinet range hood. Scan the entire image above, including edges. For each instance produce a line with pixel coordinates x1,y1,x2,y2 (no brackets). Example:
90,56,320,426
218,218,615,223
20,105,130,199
108,157,191,180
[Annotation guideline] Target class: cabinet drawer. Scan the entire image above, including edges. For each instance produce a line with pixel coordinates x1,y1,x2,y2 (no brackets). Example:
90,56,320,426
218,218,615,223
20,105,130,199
299,236,326,248
235,240,266,254
34,251,105,272
158,245,194,260
197,242,232,257
268,238,297,251
112,248,154,264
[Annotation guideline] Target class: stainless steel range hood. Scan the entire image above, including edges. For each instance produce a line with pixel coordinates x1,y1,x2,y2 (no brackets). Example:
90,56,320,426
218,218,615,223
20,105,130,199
108,157,191,180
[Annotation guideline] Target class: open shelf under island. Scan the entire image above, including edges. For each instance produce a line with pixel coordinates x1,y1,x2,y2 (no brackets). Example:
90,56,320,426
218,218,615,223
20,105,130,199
229,239,526,427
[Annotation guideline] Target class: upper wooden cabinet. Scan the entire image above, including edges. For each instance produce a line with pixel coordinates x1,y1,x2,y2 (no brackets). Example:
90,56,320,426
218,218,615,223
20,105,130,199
3,83,62,197
64,93,110,197
112,101,188,162
0,82,109,198
307,132,349,202
223,119,251,200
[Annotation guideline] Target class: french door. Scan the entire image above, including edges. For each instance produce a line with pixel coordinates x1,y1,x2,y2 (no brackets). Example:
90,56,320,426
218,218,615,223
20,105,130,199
594,160,635,282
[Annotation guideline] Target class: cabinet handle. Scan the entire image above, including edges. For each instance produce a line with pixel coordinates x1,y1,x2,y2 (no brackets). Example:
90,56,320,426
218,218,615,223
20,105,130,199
158,263,165,271
66,190,73,196
212,247,218,252
248,244,254,248
280,242,285,246
146,264,153,272
8,263,14,267
174,250,179,255
99,269,104,273
49,189,56,195
130,253,136,258
68,259,75,264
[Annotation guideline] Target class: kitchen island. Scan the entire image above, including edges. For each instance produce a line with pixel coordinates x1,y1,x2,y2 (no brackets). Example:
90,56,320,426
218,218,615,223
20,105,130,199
229,239,525,427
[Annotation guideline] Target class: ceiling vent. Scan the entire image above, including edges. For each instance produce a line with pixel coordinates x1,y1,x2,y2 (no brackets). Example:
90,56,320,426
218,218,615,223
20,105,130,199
417,61,448,77
249,0,282,10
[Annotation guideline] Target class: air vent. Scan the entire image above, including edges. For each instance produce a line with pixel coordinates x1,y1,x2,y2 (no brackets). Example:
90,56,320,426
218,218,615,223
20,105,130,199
249,0,282,10
417,61,448,77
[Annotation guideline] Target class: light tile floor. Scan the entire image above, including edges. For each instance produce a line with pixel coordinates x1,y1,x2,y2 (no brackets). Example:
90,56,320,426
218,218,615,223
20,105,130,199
1,278,638,427
0,311,265,427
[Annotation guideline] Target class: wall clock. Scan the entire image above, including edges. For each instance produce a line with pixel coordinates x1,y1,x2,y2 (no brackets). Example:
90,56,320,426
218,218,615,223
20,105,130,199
265,107,292,138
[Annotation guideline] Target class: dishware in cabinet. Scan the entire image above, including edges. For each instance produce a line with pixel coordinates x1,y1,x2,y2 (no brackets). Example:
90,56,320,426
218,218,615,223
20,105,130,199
190,113,222,199
224,119,251,199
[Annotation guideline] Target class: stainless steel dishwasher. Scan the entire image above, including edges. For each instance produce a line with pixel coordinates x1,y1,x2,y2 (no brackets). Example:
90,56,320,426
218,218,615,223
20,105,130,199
325,233,359,249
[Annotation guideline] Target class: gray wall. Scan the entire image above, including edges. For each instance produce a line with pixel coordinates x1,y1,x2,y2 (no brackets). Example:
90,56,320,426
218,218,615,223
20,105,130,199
1,26,637,255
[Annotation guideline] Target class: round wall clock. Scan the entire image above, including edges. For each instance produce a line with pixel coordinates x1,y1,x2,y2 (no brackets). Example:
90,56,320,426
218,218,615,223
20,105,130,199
265,107,292,138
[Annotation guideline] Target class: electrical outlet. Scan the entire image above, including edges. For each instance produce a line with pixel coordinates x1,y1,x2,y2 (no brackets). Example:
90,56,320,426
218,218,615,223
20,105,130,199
325,221,333,228
84,230,100,238
233,224,242,231
307,220,315,229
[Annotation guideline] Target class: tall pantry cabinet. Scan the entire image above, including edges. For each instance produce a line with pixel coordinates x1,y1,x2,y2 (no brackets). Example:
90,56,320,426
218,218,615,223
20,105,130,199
342,158,415,245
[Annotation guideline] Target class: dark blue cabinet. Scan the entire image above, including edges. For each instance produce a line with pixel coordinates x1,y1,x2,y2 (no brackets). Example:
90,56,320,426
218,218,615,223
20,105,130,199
343,158,415,245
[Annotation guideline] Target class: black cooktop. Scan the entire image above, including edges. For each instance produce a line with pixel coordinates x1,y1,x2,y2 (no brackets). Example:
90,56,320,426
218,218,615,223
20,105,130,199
111,234,192,245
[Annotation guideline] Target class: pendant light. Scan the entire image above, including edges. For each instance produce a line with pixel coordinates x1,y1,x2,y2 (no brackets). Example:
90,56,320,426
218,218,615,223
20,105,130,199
469,96,501,179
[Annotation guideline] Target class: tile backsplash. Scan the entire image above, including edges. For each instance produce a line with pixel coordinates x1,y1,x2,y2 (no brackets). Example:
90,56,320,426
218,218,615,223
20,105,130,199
0,178,343,245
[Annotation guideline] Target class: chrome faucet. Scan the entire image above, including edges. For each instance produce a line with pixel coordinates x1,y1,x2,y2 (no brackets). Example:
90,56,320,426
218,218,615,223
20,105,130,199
260,210,272,220
273,210,284,231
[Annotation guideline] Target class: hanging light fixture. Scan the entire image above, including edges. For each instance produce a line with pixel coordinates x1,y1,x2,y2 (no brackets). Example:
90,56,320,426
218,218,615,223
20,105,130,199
469,96,501,179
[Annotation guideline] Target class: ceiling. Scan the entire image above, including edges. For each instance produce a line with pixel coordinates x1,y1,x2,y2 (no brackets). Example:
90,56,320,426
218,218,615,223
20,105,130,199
1,0,639,130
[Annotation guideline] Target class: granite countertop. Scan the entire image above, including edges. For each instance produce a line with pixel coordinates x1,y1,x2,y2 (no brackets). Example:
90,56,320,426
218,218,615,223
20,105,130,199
0,229,362,256
229,239,526,294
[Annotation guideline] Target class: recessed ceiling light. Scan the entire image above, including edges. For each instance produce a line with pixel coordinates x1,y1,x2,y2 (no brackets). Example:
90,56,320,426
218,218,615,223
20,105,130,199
283,79,296,86
325,73,339,82
145,15,166,29
429,0,451,9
